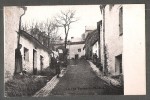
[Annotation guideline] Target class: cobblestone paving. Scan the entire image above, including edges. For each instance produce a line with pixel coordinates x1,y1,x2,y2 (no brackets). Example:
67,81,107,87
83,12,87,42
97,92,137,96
49,60,123,95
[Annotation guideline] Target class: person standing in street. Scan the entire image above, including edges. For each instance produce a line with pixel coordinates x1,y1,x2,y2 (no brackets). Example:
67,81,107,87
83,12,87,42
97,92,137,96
55,56,60,78
14,44,23,75
93,53,98,64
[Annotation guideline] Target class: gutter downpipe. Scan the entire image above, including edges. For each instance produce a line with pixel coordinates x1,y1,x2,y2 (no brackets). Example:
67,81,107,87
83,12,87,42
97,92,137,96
17,6,27,47
100,5,106,76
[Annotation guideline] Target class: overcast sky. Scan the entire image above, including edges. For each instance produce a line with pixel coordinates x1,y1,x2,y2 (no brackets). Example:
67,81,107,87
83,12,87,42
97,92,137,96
22,5,102,40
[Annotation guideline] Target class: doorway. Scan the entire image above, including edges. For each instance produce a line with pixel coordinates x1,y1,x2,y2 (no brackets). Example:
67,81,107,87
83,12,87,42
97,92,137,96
115,54,122,75
33,49,37,75
75,54,79,60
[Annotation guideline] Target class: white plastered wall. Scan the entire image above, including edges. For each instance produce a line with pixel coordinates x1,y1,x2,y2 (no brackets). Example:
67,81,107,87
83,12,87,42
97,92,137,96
4,7,23,79
104,5,123,75
20,35,50,73
67,44,85,59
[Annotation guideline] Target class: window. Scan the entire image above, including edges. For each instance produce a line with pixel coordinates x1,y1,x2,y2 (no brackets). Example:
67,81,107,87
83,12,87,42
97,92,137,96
119,7,123,36
78,48,81,52
24,47,29,61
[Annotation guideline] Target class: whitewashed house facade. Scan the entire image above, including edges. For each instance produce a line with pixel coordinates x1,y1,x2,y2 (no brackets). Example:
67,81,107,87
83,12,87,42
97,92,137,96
4,7,51,81
20,30,51,74
66,41,85,59
100,5,123,75
100,4,146,94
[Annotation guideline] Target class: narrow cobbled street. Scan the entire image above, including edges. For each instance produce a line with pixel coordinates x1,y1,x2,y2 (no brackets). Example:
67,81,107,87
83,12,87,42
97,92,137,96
49,60,123,95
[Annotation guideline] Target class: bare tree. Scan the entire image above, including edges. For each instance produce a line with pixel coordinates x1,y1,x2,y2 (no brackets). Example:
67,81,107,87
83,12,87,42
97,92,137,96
29,22,41,38
22,19,59,49
44,19,59,49
55,10,78,49
21,23,29,32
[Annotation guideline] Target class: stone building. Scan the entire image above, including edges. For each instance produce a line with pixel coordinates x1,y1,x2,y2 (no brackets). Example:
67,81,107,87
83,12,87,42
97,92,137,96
100,4,123,76
66,41,85,59
19,30,51,74
100,4,145,94
4,6,51,81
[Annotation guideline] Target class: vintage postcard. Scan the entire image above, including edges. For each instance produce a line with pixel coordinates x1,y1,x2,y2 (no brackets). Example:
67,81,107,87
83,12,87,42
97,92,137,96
4,4,146,97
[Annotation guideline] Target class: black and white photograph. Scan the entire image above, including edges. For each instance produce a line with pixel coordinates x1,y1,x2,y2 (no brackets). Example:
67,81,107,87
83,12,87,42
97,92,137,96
4,4,146,97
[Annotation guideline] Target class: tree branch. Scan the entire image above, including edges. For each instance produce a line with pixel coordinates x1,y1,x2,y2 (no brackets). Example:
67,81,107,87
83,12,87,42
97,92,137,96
54,9,78,49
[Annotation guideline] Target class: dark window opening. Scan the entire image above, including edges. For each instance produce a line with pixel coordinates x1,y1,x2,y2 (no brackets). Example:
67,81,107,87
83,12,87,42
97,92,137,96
78,48,81,52
24,47,29,61
119,7,123,36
